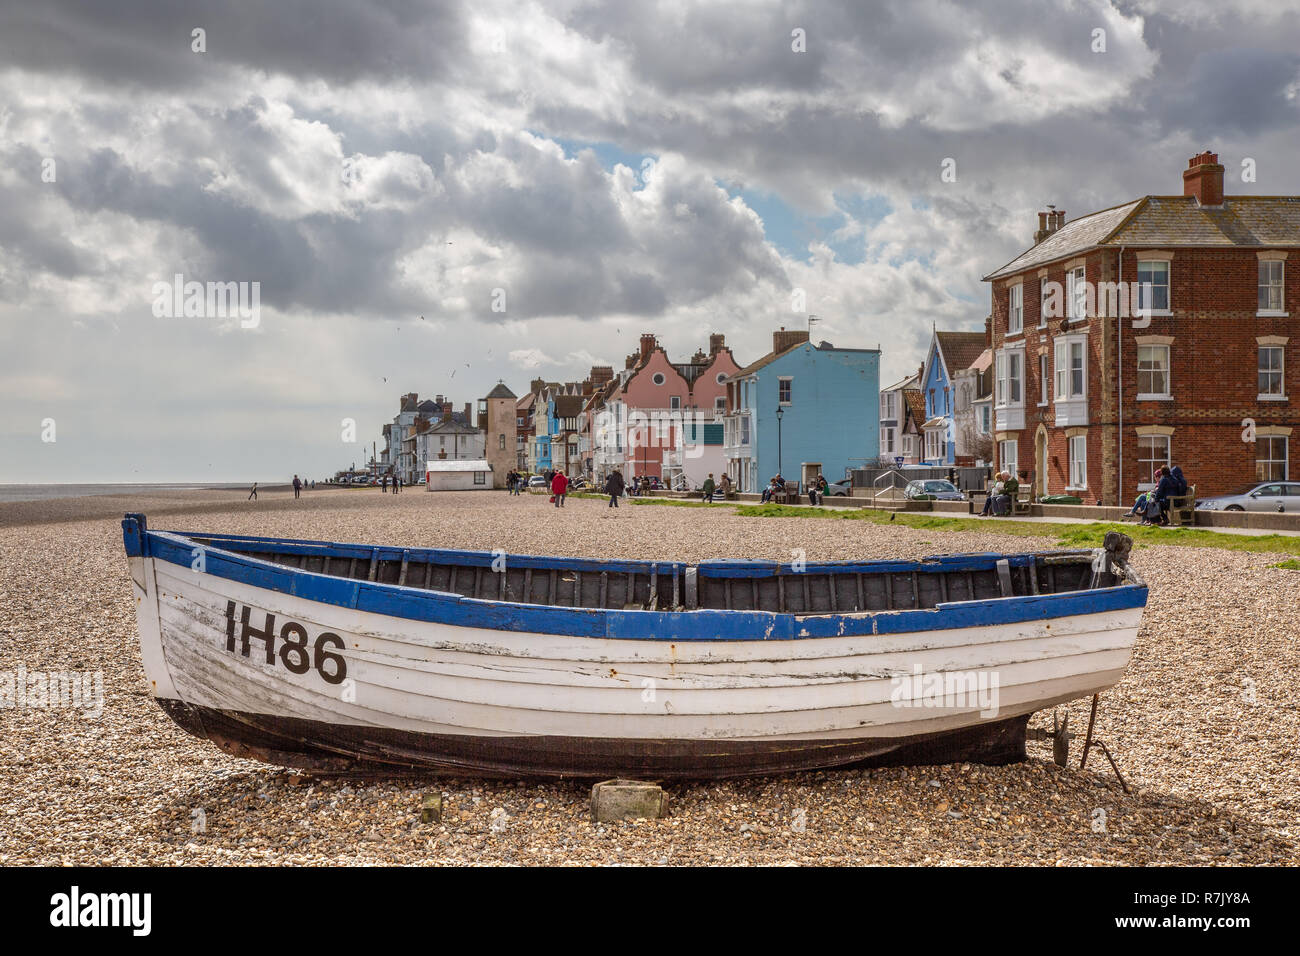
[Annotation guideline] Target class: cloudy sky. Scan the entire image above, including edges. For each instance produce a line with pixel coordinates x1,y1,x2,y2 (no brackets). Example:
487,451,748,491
2,0,1298,481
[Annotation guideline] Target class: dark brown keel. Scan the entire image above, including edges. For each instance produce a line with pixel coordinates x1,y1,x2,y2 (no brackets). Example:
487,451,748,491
157,698,1028,780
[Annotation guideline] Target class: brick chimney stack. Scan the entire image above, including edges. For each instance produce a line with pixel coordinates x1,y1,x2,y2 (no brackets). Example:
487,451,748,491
1034,207,1065,244
639,333,657,361
1183,150,1224,206
709,333,725,356
773,327,810,353
589,365,613,386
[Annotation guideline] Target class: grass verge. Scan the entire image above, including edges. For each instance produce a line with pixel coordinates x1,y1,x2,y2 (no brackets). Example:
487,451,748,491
719,503,1300,555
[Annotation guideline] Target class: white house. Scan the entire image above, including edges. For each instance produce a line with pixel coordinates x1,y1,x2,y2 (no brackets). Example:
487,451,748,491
425,459,494,491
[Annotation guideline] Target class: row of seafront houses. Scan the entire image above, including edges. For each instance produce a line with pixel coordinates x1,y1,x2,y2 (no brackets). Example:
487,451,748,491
378,151,1298,503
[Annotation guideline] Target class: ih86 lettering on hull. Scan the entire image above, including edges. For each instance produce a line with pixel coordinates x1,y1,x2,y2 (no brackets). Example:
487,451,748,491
223,601,347,685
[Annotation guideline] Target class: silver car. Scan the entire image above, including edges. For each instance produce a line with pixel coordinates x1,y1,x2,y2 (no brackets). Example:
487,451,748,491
1196,481,1300,512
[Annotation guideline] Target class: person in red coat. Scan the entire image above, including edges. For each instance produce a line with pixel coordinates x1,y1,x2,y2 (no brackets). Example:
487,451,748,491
551,471,568,507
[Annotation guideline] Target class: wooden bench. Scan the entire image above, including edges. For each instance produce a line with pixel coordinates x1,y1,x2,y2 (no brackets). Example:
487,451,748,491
1167,485,1196,526
1011,488,1033,516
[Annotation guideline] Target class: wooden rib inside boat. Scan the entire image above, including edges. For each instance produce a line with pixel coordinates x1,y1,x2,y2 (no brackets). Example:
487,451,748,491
193,534,1120,614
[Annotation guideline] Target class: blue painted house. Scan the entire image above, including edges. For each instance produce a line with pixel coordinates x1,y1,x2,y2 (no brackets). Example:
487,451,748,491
919,329,987,466
723,328,880,493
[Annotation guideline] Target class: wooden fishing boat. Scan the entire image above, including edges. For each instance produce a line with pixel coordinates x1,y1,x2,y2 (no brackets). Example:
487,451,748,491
122,513,1147,778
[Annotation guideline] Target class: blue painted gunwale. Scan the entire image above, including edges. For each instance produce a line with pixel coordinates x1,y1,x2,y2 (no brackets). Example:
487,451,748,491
122,515,1148,642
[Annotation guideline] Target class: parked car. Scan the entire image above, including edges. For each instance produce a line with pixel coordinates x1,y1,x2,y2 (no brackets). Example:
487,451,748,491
1195,481,1300,512
825,479,852,497
527,475,548,488
904,479,965,501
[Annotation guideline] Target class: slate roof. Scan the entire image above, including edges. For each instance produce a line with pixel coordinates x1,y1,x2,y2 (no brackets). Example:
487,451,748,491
984,195,1300,281
484,383,516,399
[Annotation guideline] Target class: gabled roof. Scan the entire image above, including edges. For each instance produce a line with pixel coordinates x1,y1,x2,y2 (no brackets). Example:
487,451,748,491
934,331,987,377
882,370,921,393
485,383,516,399
553,394,584,418
984,195,1300,281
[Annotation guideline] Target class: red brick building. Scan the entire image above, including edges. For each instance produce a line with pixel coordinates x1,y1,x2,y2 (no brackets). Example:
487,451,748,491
983,151,1299,504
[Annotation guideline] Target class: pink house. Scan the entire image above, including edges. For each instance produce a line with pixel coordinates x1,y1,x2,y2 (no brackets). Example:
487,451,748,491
593,333,741,485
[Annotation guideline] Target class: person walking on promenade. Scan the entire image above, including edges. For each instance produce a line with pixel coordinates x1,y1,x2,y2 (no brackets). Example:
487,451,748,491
292,475,301,499
381,475,387,492
248,482,258,501
551,470,568,507
605,468,624,508
702,473,716,503
395,474,402,493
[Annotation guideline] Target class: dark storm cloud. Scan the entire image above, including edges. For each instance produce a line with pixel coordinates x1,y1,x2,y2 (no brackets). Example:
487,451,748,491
0,0,468,88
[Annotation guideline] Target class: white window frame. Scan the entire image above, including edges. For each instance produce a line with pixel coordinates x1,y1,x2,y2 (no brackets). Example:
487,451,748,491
1136,434,1170,491
1136,260,1171,315
473,471,486,485
1038,277,1050,328
670,395,681,410
1257,436,1289,481
995,348,1024,408
778,377,793,405
1038,353,1049,406
1136,344,1171,400
1053,337,1088,400
1066,266,1088,322
881,391,897,420
881,426,896,455
998,439,1018,476
1259,346,1286,400
1067,434,1087,491
715,396,726,413
1258,260,1286,316
979,405,991,435
1008,283,1023,336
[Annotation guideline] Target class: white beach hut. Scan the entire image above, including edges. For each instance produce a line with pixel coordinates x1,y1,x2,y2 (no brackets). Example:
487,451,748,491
425,459,493,491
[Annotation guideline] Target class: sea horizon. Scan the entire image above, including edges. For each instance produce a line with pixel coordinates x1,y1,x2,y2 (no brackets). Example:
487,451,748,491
0,482,259,503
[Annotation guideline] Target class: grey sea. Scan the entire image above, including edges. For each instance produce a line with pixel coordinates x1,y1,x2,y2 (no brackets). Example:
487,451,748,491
0,483,247,503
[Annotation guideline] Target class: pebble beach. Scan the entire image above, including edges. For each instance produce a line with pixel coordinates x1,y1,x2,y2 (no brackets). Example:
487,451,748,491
1,487,1297,866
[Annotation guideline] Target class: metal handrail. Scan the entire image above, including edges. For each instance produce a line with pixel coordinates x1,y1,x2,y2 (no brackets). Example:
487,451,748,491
869,469,910,510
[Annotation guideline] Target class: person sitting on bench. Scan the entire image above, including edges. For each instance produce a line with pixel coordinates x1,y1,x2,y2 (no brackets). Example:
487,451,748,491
980,473,1005,516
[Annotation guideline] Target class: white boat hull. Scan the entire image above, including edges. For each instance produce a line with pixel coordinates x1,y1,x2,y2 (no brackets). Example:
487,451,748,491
129,545,1143,777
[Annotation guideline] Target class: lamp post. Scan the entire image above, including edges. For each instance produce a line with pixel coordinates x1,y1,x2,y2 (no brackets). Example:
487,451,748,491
775,405,784,478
